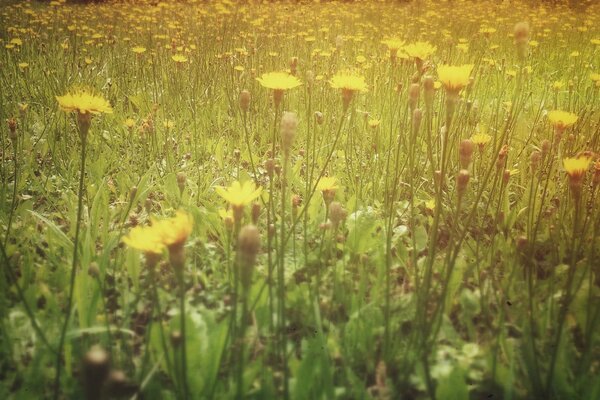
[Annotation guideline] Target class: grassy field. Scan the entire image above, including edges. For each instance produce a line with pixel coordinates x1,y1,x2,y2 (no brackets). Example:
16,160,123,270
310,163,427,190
1,0,600,398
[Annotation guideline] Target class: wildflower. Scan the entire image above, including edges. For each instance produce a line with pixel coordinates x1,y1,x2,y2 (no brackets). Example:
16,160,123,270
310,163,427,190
256,71,302,107
171,54,188,63
437,64,473,95
404,41,436,61
56,89,112,136
132,46,146,54
471,131,492,152
368,118,381,129
590,73,600,87
317,176,339,205
381,38,404,63
152,211,194,269
216,181,263,222
563,155,592,200
56,90,113,116
548,110,577,137
404,41,436,73
329,70,368,110
122,224,165,256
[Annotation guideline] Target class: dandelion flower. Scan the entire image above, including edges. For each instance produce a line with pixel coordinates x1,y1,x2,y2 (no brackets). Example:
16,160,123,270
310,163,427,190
403,41,436,61
256,72,302,91
56,90,113,115
437,64,473,94
171,54,188,63
329,70,367,109
256,71,302,107
132,46,146,54
317,176,339,205
216,180,263,221
122,225,165,256
548,110,577,134
563,155,592,199
471,132,492,152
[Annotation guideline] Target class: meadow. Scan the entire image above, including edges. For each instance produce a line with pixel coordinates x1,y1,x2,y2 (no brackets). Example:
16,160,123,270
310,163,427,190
1,0,599,398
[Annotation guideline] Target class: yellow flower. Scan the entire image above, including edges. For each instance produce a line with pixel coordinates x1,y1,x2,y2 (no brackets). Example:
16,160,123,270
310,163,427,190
256,72,302,91
316,176,339,192
552,81,565,90
317,176,339,204
381,38,405,51
124,118,136,129
368,118,381,128
171,54,188,63
122,225,165,255
18,62,29,70
56,90,113,115
471,132,492,148
437,64,473,93
216,180,263,208
403,41,436,60
591,73,600,87
563,156,592,179
548,110,578,130
152,211,194,250
132,46,146,54
329,70,368,93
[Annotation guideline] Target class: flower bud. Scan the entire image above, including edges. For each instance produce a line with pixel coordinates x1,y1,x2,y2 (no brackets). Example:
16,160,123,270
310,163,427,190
329,201,347,229
176,172,186,194
281,111,298,157
238,224,261,289
459,139,474,169
408,83,420,111
423,75,435,110
239,90,251,112
457,169,470,198
251,203,261,225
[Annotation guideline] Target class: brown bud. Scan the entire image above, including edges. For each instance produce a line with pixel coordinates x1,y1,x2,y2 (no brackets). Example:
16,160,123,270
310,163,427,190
408,83,420,111
239,90,251,112
238,224,261,288
459,139,474,169
457,169,470,197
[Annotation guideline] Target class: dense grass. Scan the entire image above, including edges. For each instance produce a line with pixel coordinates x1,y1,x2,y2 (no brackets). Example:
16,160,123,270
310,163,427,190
1,0,599,399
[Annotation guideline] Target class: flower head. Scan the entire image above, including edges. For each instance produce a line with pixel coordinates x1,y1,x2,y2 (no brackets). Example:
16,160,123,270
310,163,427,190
256,72,302,91
563,155,592,181
317,176,339,204
216,180,263,210
437,64,473,94
471,132,492,151
56,90,113,115
403,41,436,60
122,225,165,255
152,211,194,250
381,38,405,51
329,70,367,110
548,110,578,131
329,70,368,93
563,155,592,199
171,54,188,63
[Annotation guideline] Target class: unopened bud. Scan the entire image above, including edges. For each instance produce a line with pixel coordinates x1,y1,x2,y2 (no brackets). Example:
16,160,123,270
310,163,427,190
459,139,474,169
281,111,298,156
239,90,251,112
457,169,470,197
238,224,261,289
